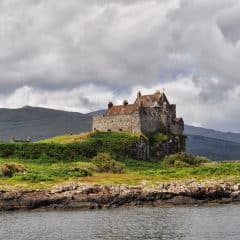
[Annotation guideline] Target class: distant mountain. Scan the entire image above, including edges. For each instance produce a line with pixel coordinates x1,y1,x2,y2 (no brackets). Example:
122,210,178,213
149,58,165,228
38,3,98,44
0,106,91,141
184,125,240,160
185,125,240,143
85,109,105,117
0,106,239,160
186,135,240,161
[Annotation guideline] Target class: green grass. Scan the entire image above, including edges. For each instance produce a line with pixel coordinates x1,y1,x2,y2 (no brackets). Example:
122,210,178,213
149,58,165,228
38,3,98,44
39,131,143,144
0,156,239,190
0,131,238,190
39,133,91,144
0,131,144,161
0,158,94,190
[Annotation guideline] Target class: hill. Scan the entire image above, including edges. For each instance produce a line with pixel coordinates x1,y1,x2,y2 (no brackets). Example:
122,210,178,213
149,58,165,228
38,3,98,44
0,106,239,160
0,106,91,141
185,125,240,143
186,135,240,161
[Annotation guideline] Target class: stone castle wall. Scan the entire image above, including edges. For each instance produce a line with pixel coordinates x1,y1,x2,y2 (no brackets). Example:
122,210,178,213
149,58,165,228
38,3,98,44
93,107,183,136
170,123,184,135
92,111,141,133
139,107,166,134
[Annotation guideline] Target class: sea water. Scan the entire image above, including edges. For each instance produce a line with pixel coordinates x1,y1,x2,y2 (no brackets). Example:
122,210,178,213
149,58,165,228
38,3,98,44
0,205,239,240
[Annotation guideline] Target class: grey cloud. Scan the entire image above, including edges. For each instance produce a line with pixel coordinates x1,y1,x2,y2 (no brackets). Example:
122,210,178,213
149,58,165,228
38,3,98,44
0,0,240,131
217,3,240,44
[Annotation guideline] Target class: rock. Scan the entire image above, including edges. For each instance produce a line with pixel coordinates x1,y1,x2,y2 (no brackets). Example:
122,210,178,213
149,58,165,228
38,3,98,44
230,191,240,200
233,184,240,191
0,180,239,211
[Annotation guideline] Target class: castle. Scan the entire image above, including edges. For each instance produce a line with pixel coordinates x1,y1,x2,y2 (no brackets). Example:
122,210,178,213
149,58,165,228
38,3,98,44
92,90,184,136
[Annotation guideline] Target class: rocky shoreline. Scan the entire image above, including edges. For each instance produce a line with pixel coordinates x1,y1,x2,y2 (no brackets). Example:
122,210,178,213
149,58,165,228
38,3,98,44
0,180,240,211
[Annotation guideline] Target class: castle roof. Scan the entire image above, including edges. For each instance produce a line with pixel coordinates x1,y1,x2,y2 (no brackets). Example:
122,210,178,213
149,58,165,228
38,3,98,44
135,95,159,106
104,91,170,116
105,104,138,116
134,92,169,106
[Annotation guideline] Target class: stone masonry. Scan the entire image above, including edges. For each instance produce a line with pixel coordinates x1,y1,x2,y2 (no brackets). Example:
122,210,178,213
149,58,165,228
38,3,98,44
93,90,184,136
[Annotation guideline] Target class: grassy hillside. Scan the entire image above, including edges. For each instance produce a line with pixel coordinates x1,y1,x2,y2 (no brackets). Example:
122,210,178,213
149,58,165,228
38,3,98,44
0,156,239,190
0,132,239,190
39,133,92,144
0,106,240,160
0,132,143,161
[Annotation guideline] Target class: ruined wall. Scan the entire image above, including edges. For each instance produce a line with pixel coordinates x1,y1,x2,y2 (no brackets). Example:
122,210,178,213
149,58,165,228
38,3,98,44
139,107,165,134
93,107,183,136
170,122,184,135
92,111,141,133
138,107,178,135
168,104,176,118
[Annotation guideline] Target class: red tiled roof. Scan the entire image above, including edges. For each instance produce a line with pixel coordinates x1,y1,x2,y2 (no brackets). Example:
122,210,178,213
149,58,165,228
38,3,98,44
105,104,138,116
105,92,169,116
134,94,159,104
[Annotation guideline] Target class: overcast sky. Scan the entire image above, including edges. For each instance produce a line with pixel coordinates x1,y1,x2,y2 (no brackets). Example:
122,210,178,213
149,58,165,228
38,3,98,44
0,0,240,132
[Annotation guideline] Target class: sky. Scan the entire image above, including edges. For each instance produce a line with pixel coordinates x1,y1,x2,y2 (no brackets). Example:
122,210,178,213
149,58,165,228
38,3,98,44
0,0,240,132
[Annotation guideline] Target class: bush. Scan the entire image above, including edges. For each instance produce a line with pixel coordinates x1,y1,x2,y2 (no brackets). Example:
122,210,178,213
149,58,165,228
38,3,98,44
67,167,93,177
0,141,101,162
1,163,27,177
0,132,141,161
151,132,168,142
21,172,53,182
162,152,210,168
92,153,124,173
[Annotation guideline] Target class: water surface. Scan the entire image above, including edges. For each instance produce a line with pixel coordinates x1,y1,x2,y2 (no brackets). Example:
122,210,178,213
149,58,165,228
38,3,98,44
0,205,239,240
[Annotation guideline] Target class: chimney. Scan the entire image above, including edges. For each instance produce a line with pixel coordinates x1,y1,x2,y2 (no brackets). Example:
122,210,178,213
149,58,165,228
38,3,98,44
123,100,128,106
154,90,161,100
137,91,141,98
163,102,167,111
108,101,113,109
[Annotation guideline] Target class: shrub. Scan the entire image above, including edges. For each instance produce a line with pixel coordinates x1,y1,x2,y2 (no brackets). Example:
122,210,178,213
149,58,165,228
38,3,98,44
162,152,210,168
92,153,124,173
21,172,53,182
68,167,93,177
194,156,210,164
1,163,27,177
151,132,168,142
0,132,141,161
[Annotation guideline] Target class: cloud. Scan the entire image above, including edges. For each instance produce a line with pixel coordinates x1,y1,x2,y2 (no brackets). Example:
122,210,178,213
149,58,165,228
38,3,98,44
0,84,114,113
0,0,240,131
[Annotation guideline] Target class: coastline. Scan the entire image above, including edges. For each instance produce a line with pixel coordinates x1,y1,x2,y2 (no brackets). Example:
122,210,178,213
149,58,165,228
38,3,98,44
1,180,240,211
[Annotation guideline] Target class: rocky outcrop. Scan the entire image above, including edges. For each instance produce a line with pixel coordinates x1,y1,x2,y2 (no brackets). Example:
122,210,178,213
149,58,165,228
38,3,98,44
130,135,185,160
0,180,240,211
150,135,185,159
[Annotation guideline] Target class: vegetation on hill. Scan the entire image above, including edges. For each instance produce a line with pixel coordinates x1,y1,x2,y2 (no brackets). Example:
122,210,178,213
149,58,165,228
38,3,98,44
161,153,210,168
0,131,239,190
0,155,239,190
0,132,143,161
1,106,239,160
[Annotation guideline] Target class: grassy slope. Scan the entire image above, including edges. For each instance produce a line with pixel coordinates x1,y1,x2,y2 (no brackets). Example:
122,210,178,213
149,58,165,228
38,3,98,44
0,132,239,190
0,157,240,190
38,132,143,144
39,133,92,144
